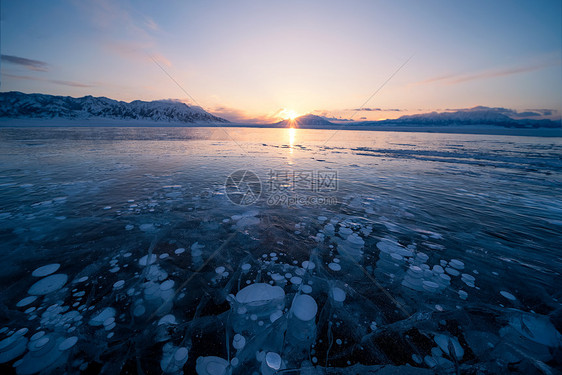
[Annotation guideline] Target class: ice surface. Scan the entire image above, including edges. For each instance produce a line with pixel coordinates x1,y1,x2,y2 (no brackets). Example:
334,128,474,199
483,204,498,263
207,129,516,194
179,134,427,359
1,128,561,374
506,311,562,347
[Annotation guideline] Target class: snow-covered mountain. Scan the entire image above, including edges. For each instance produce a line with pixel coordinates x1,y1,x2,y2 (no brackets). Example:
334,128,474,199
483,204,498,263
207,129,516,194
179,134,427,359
0,92,229,123
392,107,513,124
373,106,559,127
274,114,334,126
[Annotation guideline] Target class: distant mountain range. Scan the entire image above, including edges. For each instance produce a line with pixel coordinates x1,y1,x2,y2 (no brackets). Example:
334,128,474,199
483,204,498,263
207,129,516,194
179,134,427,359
274,107,559,128
370,106,560,128
273,114,333,127
0,92,229,124
0,92,559,129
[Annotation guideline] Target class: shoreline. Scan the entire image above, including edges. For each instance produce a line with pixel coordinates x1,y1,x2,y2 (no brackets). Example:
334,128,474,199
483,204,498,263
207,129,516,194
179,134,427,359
0,119,561,137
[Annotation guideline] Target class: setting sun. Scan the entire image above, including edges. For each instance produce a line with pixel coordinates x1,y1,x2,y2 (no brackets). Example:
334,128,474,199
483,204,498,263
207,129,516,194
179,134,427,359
279,109,300,121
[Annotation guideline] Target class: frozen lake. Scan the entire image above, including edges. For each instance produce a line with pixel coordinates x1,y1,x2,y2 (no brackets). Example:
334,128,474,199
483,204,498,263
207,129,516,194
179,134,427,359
0,127,561,374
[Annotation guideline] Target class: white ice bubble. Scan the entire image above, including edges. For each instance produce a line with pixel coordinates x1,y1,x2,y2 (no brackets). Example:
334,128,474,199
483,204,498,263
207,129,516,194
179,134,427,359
236,283,285,304
215,266,225,274
175,347,188,362
459,290,468,300
16,296,37,308
302,285,313,294
265,352,282,370
158,314,177,325
290,276,302,285
30,331,45,342
195,356,229,375
58,336,78,351
113,280,125,289
422,281,439,293
449,259,465,270
328,262,341,271
330,287,346,303
31,264,60,277
28,274,68,295
160,280,175,291
445,267,460,277
174,248,185,255
434,334,464,359
0,335,27,364
139,223,156,232
376,238,413,257
103,317,115,327
302,261,315,270
432,265,444,274
292,294,318,321
89,307,116,326
125,225,134,231
500,291,516,301
232,334,246,350
133,305,145,317
32,336,50,350
139,254,158,266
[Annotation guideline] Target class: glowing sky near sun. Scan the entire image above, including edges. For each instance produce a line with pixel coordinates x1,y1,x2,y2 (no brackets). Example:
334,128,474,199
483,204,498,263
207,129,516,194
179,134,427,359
1,0,561,122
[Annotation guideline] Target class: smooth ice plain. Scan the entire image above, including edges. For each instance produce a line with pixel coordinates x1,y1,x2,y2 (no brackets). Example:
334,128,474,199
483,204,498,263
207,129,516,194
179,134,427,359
0,127,561,374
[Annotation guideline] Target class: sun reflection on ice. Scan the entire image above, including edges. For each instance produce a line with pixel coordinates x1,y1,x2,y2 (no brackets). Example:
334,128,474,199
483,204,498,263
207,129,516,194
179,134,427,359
288,127,296,151
286,127,297,165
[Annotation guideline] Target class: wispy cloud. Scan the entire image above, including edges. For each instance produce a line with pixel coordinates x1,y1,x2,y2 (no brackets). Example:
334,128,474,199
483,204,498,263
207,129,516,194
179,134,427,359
418,59,561,85
1,55,49,72
210,106,284,124
3,73,95,88
104,41,172,67
144,16,160,32
347,107,402,112
76,0,170,67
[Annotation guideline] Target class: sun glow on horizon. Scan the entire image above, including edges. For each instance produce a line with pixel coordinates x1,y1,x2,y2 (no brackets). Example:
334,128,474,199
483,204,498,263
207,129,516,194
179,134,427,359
279,109,300,121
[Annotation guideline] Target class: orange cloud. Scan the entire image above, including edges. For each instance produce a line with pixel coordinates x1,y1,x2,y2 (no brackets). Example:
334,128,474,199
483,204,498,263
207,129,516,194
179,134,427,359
209,106,284,124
